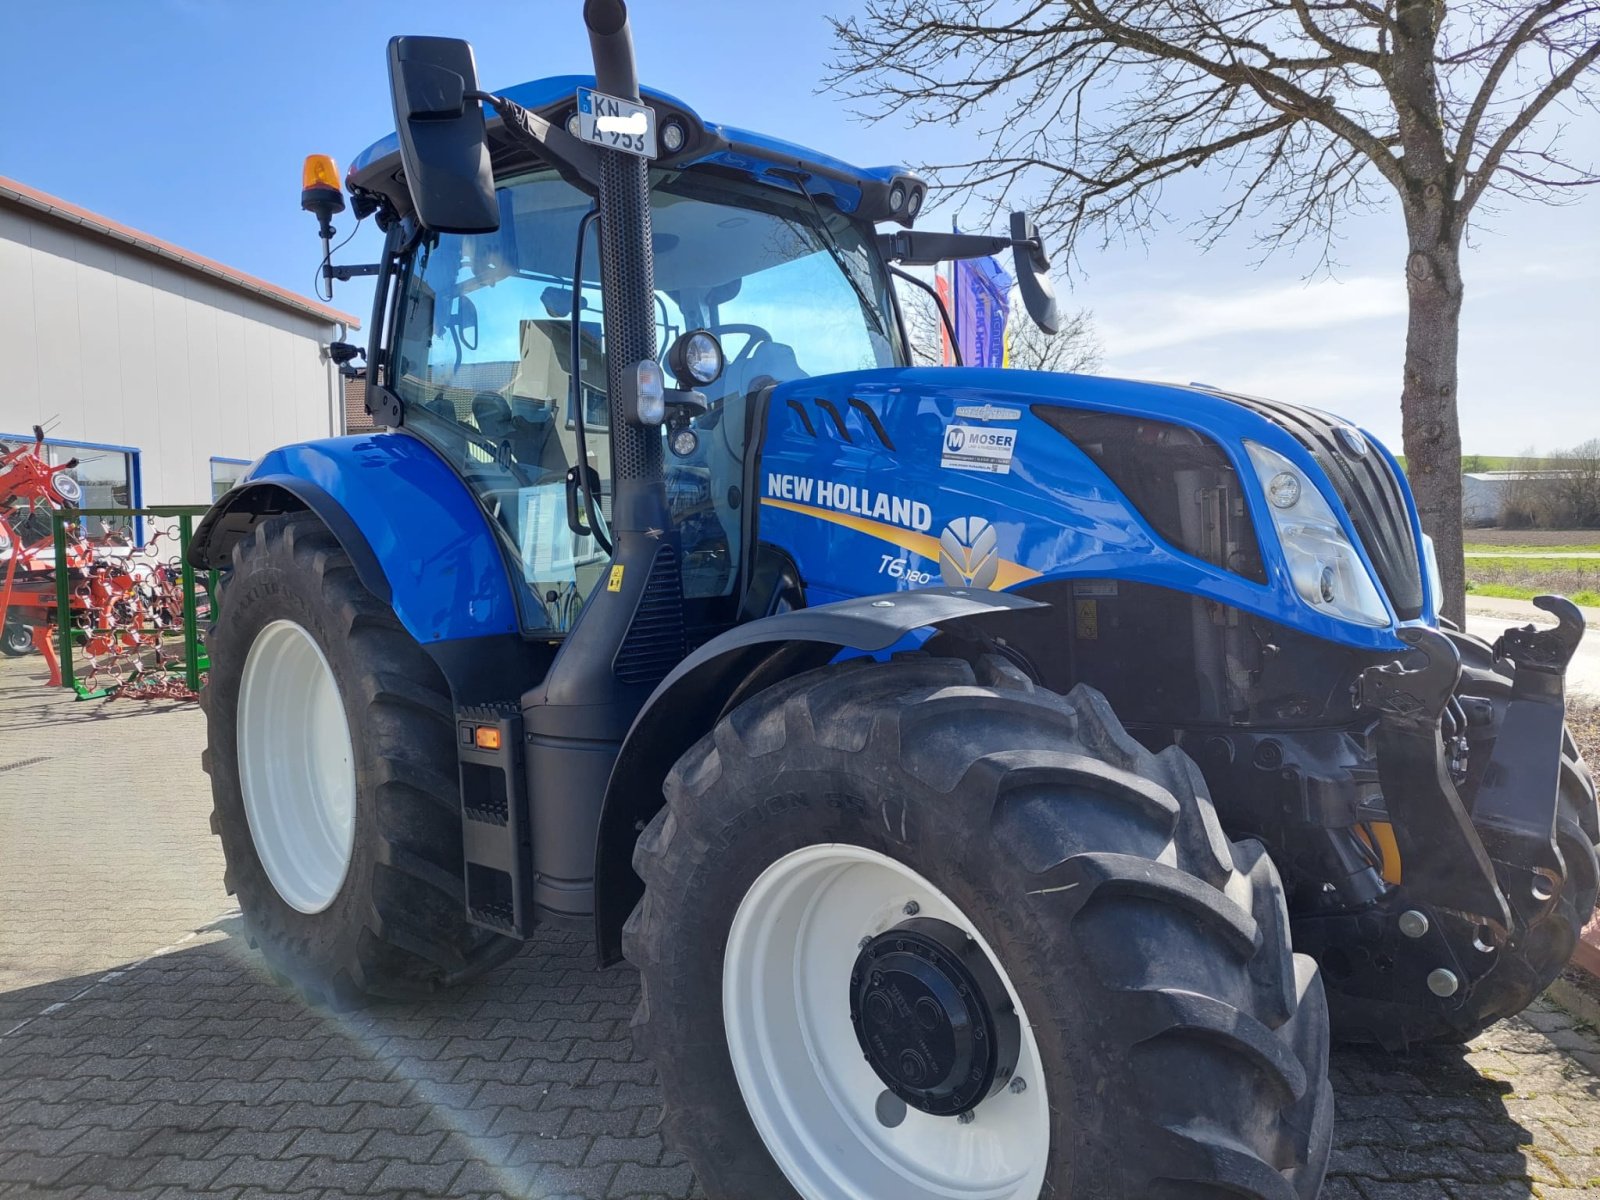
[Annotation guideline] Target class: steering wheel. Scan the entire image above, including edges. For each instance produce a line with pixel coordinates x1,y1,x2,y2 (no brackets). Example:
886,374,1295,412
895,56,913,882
716,323,775,385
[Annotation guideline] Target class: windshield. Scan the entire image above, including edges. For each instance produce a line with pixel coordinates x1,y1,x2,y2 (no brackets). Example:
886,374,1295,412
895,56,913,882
392,168,902,635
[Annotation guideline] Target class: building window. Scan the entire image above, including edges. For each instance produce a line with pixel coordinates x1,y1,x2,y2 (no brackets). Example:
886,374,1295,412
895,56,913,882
210,457,251,501
0,433,139,539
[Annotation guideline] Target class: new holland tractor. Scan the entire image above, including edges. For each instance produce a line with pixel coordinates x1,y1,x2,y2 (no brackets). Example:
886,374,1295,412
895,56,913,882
192,4,1595,1197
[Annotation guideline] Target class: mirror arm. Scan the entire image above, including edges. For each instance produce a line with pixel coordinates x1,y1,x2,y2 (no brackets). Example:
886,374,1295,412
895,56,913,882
878,230,1013,267
473,92,604,195
324,262,382,282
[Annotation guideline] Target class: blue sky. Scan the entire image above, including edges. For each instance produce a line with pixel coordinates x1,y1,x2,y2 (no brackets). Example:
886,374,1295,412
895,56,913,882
3,0,1596,455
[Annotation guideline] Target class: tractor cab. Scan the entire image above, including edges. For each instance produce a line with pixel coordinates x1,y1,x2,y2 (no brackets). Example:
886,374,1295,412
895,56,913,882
362,147,903,637
328,68,1052,647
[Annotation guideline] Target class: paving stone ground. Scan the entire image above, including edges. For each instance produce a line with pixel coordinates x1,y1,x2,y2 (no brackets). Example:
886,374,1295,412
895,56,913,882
3,652,1600,1199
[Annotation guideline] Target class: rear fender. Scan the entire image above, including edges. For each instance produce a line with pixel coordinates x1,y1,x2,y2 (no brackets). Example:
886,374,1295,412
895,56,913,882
591,587,1048,963
189,433,519,645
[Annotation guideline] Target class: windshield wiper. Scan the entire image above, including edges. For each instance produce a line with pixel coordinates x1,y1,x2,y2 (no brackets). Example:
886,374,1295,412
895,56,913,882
773,169,892,350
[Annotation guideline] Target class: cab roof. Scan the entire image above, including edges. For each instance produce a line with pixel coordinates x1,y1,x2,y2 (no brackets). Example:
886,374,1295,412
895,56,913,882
348,75,925,226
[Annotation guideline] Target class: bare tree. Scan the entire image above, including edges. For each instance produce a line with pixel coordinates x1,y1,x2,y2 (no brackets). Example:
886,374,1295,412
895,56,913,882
899,279,951,365
831,0,1600,623
897,278,1104,370
1008,306,1104,372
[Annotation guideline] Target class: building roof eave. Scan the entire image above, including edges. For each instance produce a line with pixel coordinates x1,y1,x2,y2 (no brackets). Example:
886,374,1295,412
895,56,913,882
0,175,361,330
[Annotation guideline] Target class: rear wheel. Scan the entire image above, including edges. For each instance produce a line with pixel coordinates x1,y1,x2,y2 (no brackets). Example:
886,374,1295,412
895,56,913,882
202,511,518,1006
627,655,1333,1199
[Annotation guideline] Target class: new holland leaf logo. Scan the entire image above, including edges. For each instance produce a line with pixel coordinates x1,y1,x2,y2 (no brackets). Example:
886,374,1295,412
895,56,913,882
938,517,1000,588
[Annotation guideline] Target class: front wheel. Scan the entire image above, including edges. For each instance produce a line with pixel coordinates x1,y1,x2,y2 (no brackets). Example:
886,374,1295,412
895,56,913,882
626,656,1333,1199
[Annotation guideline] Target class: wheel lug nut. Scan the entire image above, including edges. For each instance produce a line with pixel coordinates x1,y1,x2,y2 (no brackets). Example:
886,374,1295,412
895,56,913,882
1398,910,1429,939
903,900,920,916
1427,968,1460,997
957,1110,975,1125
1009,1076,1027,1094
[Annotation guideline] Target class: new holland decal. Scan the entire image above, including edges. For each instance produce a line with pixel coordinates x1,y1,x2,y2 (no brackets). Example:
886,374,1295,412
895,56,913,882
762,474,1040,592
764,474,932,532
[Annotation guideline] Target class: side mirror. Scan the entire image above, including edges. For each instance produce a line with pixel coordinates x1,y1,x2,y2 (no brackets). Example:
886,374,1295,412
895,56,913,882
387,36,500,233
1010,212,1060,335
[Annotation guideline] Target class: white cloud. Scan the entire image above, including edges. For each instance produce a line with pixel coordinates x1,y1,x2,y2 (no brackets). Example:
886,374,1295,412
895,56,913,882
1097,275,1407,356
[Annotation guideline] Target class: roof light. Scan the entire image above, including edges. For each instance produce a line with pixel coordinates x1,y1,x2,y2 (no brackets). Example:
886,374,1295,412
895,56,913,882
661,119,686,154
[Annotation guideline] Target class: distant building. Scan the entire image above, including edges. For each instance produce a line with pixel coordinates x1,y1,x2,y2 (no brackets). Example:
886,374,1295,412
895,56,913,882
0,175,360,512
1462,470,1573,527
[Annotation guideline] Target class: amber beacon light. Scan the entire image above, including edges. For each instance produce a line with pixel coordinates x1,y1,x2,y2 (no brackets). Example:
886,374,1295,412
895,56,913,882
300,154,346,234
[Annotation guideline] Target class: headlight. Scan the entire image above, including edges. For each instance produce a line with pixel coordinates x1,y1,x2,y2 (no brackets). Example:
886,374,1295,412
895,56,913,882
1245,441,1390,626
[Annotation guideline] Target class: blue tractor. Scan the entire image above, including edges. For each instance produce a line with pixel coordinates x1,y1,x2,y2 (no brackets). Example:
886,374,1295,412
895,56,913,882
193,4,1594,1197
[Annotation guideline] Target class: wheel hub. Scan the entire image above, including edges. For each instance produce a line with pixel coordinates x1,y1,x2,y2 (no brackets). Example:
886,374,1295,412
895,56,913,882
849,917,1020,1117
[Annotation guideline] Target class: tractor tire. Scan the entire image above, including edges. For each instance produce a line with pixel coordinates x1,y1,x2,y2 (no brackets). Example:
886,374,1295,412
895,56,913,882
2,615,35,656
626,655,1333,1200
201,511,518,1007
1326,631,1599,1048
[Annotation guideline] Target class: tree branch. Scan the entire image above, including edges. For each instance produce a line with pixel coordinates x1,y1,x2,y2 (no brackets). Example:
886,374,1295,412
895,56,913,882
1462,31,1600,212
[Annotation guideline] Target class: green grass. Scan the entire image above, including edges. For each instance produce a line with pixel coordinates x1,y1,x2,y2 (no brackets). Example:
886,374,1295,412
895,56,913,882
1465,555,1600,570
1464,554,1600,608
1394,455,1553,473
1466,581,1600,607
1464,542,1600,555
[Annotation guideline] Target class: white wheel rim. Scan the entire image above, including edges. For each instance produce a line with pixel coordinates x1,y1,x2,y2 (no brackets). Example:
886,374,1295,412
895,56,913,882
724,844,1050,1200
237,619,357,914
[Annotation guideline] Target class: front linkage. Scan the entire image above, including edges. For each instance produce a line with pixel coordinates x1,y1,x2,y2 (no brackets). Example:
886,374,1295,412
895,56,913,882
1294,596,1589,1046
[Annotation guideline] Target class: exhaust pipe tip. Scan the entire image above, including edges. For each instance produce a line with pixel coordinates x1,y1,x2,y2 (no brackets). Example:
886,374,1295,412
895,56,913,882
583,0,628,36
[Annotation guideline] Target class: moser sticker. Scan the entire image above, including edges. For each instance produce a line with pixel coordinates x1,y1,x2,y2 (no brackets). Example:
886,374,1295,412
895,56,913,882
942,424,1017,474
765,473,933,532
954,403,1021,422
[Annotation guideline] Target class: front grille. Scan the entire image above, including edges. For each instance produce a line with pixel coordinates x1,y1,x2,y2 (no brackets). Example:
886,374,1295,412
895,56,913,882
1218,392,1423,620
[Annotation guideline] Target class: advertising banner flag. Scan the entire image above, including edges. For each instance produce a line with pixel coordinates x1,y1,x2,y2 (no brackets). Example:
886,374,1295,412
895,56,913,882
935,273,955,366
953,227,1012,369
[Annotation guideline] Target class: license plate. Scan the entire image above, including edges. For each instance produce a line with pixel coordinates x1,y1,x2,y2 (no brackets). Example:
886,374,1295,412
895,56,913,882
575,87,657,159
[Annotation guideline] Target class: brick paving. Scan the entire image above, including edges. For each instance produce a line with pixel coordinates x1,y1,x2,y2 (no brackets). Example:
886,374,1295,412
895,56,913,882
4,652,1600,1198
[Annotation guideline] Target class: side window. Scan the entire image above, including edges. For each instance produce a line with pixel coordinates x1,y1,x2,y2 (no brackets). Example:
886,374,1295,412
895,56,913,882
210,457,249,501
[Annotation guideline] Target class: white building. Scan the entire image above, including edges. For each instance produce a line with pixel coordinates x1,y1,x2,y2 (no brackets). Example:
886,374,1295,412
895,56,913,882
1461,470,1572,527
0,175,359,516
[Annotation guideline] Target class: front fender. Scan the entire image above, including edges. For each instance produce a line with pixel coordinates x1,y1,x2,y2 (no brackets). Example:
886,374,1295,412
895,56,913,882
591,586,1047,963
189,432,518,645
